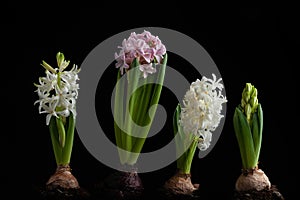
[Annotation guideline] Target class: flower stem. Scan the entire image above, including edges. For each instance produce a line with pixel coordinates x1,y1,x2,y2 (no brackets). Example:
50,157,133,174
57,72,61,89
55,116,66,148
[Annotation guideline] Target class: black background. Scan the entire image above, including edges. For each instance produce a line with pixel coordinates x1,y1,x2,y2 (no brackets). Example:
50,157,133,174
3,4,296,199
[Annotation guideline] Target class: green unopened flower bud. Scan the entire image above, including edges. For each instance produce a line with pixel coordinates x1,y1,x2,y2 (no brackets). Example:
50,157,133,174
56,52,65,67
245,103,252,121
241,99,245,108
250,97,257,108
241,83,259,123
250,88,258,107
56,52,70,72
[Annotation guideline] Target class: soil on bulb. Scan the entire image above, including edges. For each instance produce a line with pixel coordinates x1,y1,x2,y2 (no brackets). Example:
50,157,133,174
37,186,91,200
92,169,144,200
233,185,285,200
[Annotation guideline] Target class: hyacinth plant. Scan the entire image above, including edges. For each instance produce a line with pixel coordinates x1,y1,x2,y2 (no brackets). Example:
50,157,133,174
34,52,81,190
233,83,271,192
164,74,227,195
113,30,167,167
101,30,167,198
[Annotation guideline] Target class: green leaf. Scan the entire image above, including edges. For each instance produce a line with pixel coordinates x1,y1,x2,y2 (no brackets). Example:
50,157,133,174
252,104,263,165
173,104,180,137
182,138,198,174
233,107,256,169
233,108,246,168
173,104,198,174
49,117,62,165
173,104,186,168
173,105,186,162
124,58,140,151
114,70,126,164
127,54,167,164
127,78,154,157
61,113,76,164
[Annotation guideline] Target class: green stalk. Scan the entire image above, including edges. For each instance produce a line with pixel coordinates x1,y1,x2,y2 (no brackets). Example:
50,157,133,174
61,113,75,165
49,117,62,165
57,72,61,90
53,67,66,149
55,116,66,148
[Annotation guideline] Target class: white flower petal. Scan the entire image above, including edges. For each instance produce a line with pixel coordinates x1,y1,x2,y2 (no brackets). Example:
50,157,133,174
34,61,80,125
179,74,227,152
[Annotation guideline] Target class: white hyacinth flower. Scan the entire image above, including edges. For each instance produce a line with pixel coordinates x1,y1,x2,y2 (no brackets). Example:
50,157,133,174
34,54,80,126
180,73,227,152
